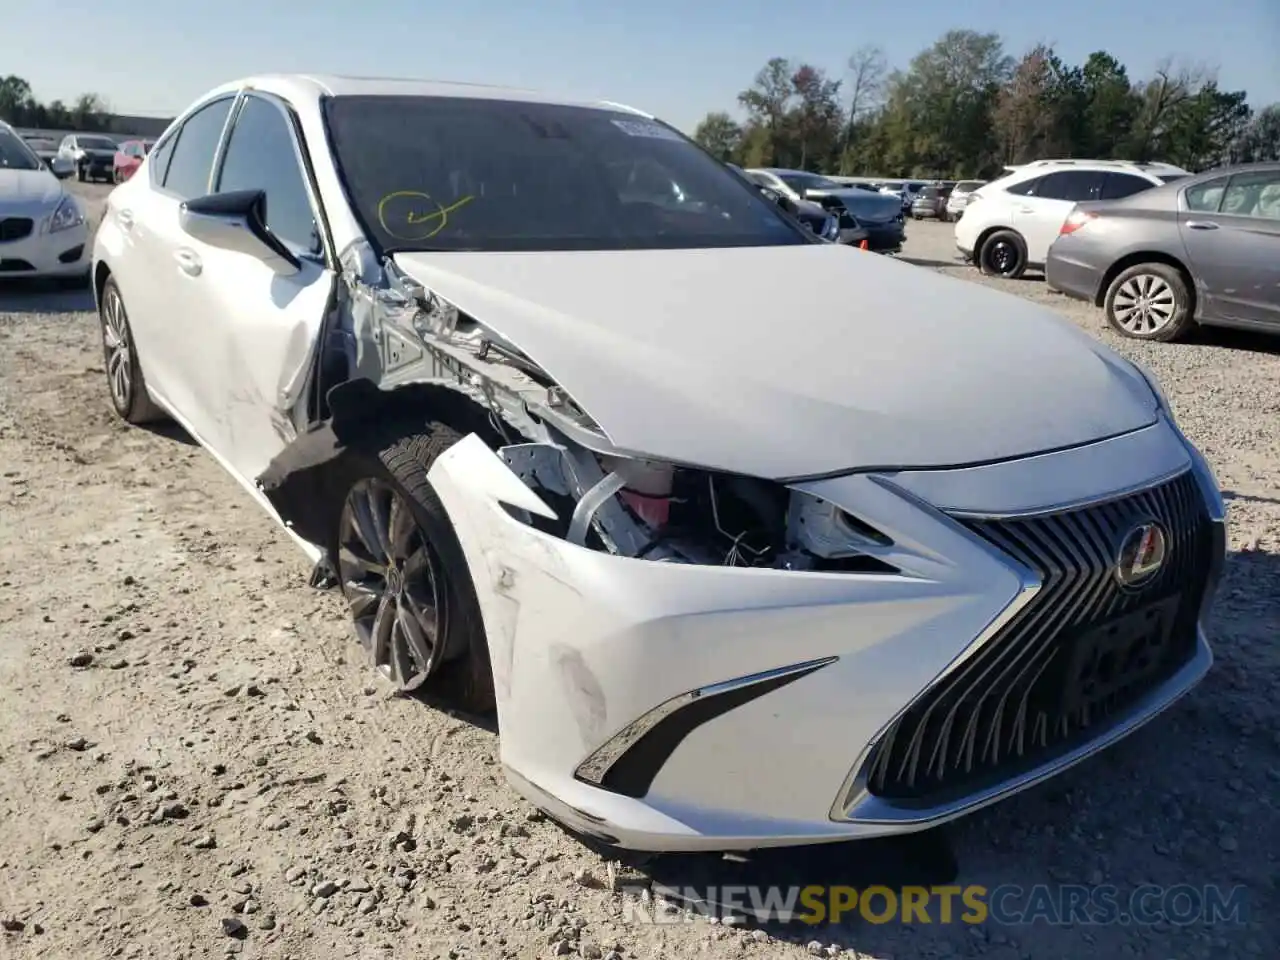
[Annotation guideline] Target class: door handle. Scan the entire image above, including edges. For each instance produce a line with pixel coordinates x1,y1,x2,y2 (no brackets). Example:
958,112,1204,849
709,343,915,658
1016,206,1034,214
1185,220,1219,230
174,248,203,277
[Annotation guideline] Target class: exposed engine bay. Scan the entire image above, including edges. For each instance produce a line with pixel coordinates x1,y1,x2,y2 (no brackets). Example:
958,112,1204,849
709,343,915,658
270,240,898,576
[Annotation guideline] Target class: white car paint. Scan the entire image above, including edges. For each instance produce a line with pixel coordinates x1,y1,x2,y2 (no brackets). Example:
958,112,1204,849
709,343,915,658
955,160,1189,270
0,123,90,279
93,74,1225,852
392,247,1159,478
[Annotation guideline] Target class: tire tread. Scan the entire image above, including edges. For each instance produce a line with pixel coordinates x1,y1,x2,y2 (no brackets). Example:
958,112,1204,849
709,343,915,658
357,421,496,714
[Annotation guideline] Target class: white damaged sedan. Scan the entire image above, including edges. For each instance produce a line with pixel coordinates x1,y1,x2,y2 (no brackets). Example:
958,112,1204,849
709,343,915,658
1,120,89,281
92,75,1226,852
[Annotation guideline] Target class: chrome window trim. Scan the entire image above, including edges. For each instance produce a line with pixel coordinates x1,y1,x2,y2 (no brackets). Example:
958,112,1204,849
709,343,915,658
149,93,238,199
220,88,337,269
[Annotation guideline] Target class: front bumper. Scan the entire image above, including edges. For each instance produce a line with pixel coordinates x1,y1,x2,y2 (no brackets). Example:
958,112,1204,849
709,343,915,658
0,216,90,278
428,422,1225,851
861,221,905,252
74,155,113,180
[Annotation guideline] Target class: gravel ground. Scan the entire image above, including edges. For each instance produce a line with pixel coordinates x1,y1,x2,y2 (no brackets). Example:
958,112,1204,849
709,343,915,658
1,185,1276,960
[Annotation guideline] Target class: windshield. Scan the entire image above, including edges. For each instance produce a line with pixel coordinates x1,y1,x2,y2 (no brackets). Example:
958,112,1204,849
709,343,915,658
0,129,43,171
323,96,809,253
79,136,117,150
955,180,986,192
774,171,842,193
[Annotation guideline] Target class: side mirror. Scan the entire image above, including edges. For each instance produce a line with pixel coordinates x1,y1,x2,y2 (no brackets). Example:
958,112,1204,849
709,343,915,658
759,187,798,214
50,156,74,179
179,190,299,276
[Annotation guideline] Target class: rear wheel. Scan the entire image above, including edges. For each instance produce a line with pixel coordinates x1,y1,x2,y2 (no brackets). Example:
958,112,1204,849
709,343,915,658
978,229,1028,279
332,423,494,713
1104,263,1193,342
98,277,168,424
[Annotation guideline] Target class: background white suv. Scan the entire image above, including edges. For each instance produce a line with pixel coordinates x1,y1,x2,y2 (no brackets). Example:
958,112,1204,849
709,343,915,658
954,159,1190,278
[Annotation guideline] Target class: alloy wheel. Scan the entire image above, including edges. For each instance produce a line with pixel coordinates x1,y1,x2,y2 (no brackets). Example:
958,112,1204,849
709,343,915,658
1112,274,1176,335
101,286,133,411
337,479,447,691
989,239,1017,274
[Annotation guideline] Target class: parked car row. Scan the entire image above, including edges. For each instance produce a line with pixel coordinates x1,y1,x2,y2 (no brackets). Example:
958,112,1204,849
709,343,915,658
16,131,155,183
953,157,1280,340
743,168,906,252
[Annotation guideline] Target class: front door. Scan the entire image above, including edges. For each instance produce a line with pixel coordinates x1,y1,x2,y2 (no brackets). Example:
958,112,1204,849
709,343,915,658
187,92,334,482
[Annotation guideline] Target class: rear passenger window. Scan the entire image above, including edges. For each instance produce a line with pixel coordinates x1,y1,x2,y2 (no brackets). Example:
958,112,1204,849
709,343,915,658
1185,178,1228,213
1101,173,1155,200
215,95,321,255
162,97,234,200
148,135,175,184
1219,171,1280,219
1034,171,1103,202
1005,176,1041,197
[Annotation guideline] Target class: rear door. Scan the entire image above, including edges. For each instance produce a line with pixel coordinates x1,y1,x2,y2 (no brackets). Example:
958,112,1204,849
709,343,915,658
1179,170,1280,327
117,95,237,436
1012,170,1106,264
192,91,334,481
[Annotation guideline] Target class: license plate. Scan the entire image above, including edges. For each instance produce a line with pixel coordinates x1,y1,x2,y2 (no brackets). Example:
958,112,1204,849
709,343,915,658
1060,596,1179,715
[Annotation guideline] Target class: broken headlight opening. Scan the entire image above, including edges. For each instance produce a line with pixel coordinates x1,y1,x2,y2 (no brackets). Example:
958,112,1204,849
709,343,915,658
326,255,897,577
499,440,898,574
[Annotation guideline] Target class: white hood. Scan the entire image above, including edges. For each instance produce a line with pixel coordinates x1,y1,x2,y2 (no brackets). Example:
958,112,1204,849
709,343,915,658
0,167,63,208
393,244,1159,479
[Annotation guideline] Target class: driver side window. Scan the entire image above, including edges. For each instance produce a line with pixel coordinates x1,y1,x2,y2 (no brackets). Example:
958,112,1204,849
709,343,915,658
215,95,321,256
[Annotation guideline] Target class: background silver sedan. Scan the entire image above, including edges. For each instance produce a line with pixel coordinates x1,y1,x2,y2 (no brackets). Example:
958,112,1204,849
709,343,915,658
1046,162,1280,341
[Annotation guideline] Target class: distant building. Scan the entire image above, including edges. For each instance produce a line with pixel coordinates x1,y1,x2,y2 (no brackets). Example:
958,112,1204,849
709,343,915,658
107,114,174,138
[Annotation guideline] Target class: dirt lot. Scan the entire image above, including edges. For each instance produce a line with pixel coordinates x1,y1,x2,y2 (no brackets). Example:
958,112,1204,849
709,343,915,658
1,183,1277,960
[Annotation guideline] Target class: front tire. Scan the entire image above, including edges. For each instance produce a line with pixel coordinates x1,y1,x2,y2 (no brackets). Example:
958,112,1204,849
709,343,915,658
76,165,86,182
332,422,495,713
978,229,1028,279
98,277,168,424
1104,263,1193,342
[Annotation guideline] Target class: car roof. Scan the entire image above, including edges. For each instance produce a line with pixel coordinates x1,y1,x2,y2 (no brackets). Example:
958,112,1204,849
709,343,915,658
199,73,652,118
1189,160,1280,178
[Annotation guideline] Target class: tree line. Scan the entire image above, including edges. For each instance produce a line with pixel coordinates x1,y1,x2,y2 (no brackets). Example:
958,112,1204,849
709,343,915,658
1,75,113,131
693,31,1280,179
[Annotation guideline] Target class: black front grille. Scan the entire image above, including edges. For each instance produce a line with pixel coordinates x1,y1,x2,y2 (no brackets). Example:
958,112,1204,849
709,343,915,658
864,470,1216,803
0,218,34,243
0,259,35,272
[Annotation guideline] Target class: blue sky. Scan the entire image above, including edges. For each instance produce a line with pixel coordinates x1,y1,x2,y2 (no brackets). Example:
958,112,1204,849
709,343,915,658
8,0,1279,132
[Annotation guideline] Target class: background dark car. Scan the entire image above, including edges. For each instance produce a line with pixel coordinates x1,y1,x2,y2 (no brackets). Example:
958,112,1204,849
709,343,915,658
729,164,869,246
1046,162,1280,342
21,134,59,169
911,184,953,221
57,133,119,182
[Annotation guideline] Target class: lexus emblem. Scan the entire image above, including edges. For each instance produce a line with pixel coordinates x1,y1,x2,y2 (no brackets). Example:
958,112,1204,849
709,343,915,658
1115,522,1168,589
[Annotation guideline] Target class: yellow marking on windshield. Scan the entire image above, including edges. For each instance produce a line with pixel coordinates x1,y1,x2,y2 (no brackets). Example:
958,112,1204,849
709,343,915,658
377,191,475,241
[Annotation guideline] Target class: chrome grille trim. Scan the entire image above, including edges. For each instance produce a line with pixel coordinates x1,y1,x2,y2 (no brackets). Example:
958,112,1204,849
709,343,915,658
849,469,1216,808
